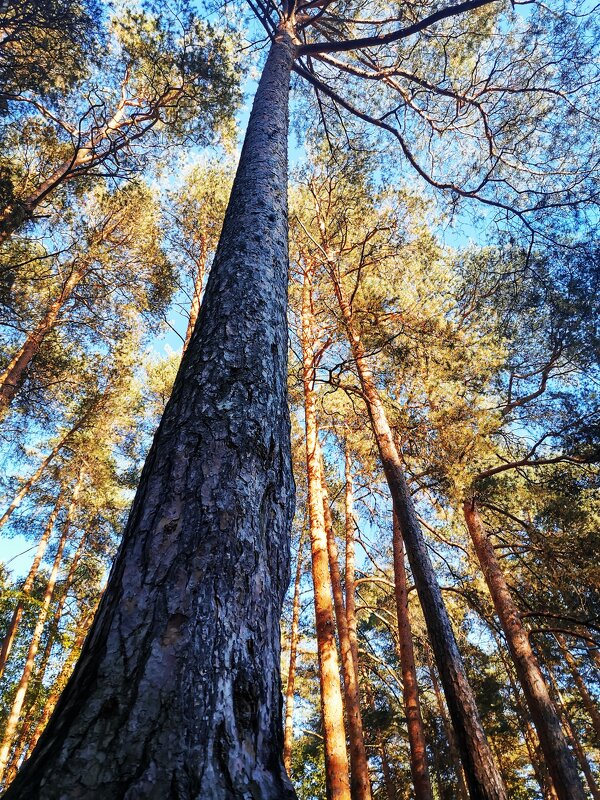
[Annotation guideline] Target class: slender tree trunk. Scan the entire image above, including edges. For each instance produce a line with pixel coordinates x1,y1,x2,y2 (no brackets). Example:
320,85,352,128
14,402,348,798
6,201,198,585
5,25,297,800
379,738,397,800
329,269,507,800
183,242,207,353
555,634,600,741
283,531,305,774
300,263,351,800
392,510,433,800
463,500,586,800
545,662,600,799
0,471,83,783
321,470,372,800
344,448,359,678
0,266,86,414
0,491,64,679
426,642,468,800
0,433,72,531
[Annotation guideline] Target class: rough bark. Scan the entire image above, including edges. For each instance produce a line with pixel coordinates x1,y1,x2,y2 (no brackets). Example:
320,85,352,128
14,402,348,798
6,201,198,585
5,26,297,800
0,491,64,679
0,470,83,783
0,264,86,414
321,471,372,800
556,634,600,741
329,270,507,800
463,500,586,800
344,448,359,678
391,510,433,800
300,263,351,800
283,532,305,774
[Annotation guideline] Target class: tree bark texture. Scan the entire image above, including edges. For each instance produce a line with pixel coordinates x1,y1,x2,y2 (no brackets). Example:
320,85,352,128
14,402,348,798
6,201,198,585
391,510,433,800
283,532,305,774
5,27,297,800
321,470,372,800
463,500,586,800
330,273,508,800
300,263,351,800
0,491,64,680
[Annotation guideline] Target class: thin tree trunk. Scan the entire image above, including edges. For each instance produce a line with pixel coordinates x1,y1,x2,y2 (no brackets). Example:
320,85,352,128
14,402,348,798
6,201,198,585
0,265,86,414
183,241,207,353
379,738,397,800
425,646,469,800
321,470,372,800
0,491,64,679
0,470,83,783
392,510,433,800
546,662,600,800
5,24,297,800
463,500,586,800
555,634,600,741
283,531,305,774
300,263,351,800
344,448,359,678
328,268,507,800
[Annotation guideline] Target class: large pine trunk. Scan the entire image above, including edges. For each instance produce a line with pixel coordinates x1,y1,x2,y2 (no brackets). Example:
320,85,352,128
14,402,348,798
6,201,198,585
5,27,297,800
463,501,586,800
330,273,508,800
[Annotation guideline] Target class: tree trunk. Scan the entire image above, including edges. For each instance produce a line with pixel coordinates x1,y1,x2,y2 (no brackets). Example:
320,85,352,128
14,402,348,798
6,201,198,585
0,470,83,784
4,25,297,800
321,470,372,800
300,263,351,800
283,531,305,774
344,448,359,678
0,265,86,414
0,491,65,679
329,270,507,800
426,650,469,800
555,634,600,741
392,510,433,800
545,662,600,800
463,500,586,800
183,240,207,353
379,738,397,800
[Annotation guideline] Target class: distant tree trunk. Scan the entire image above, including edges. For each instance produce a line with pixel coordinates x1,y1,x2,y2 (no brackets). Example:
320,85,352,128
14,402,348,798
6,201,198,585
329,269,507,800
0,469,83,783
0,264,86,414
555,634,600,740
300,262,351,800
463,500,586,800
283,531,305,774
0,491,65,679
183,237,207,353
379,738,397,800
392,510,433,800
5,24,297,800
344,448,359,677
425,643,468,800
545,662,600,800
321,470,372,800
0,433,73,531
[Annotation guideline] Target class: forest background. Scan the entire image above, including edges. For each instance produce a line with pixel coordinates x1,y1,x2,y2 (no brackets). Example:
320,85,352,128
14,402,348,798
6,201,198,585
0,0,599,798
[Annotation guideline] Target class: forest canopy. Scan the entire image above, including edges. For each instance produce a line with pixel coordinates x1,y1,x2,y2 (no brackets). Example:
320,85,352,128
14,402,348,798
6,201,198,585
0,0,598,798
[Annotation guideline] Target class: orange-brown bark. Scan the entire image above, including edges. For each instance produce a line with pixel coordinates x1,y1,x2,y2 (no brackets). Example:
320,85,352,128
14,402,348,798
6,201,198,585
344,448,359,678
463,500,586,800
556,634,600,741
301,263,350,800
283,531,305,773
321,471,372,800
392,510,433,800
